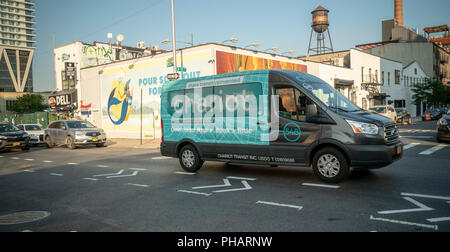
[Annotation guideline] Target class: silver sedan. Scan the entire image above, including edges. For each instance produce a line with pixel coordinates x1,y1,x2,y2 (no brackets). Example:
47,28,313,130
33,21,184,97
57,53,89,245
44,120,107,149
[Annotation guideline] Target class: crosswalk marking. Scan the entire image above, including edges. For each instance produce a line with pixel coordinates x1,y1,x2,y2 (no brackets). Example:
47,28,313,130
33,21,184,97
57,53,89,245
419,145,447,155
403,143,421,150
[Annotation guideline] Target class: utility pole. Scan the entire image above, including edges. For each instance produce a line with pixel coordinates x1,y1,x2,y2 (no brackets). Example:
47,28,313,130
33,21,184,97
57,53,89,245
171,0,178,79
53,32,57,91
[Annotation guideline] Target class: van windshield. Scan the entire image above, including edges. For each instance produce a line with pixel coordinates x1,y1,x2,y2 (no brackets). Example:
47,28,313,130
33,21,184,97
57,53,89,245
300,82,361,112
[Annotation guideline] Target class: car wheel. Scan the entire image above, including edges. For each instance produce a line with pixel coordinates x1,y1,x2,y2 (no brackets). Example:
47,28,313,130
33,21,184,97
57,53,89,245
312,147,350,183
66,136,76,149
21,145,30,152
96,143,106,147
179,145,204,173
45,136,54,148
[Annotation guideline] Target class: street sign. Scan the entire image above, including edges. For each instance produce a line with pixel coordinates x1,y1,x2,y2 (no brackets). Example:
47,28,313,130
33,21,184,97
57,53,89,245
167,62,174,68
178,67,187,72
167,73,180,81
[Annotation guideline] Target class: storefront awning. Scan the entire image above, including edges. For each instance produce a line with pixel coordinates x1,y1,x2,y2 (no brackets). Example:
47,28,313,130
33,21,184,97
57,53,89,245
334,79,354,87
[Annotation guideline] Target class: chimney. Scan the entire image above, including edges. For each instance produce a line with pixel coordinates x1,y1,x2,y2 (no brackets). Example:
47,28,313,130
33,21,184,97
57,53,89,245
395,0,404,27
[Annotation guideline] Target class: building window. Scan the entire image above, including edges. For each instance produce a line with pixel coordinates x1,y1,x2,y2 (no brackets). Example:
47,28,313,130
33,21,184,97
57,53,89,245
388,72,391,85
6,100,16,111
361,67,364,82
381,71,385,85
395,70,400,84
414,68,417,75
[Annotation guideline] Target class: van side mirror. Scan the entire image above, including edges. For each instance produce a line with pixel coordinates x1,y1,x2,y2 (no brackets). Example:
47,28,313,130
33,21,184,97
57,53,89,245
306,104,318,117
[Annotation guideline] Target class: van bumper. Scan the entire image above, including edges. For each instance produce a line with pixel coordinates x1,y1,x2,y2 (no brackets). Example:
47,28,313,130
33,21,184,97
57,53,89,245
348,142,403,169
160,141,178,157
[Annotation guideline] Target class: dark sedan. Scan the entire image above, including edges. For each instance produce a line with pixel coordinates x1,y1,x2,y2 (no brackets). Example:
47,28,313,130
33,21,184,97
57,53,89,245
437,109,450,143
0,123,30,152
422,109,442,121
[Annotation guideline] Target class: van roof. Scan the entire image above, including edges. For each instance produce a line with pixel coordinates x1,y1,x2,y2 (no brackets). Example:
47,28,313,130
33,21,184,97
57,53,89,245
162,69,314,91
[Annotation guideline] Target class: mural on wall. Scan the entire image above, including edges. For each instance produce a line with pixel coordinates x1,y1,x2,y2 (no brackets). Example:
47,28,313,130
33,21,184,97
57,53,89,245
107,79,133,125
99,50,212,138
216,51,307,75
82,45,114,68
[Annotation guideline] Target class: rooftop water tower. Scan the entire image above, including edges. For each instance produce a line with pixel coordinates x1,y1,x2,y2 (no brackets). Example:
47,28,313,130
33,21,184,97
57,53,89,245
307,6,334,55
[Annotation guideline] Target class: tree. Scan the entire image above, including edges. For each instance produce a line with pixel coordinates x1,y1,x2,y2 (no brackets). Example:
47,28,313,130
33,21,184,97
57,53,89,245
10,94,47,114
412,79,450,107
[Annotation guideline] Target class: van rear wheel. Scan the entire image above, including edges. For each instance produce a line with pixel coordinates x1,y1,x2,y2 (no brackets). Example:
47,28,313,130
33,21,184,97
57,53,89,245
179,145,204,173
312,147,350,183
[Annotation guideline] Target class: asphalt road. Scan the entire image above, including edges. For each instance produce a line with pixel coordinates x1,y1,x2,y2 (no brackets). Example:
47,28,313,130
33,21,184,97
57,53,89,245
0,120,449,232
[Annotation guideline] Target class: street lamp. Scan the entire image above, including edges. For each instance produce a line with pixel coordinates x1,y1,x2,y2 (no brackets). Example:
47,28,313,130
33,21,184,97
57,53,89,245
281,50,295,56
161,39,193,47
222,38,239,44
264,47,279,53
245,43,260,49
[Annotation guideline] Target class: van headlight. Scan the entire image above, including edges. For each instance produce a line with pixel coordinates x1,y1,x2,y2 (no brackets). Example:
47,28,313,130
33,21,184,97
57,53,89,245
438,118,448,126
346,120,379,135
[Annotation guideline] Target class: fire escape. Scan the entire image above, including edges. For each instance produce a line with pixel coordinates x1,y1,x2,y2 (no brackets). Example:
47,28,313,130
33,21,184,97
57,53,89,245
361,74,388,106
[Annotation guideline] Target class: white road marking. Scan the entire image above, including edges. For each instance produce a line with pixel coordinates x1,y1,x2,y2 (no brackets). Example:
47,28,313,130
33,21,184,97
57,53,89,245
23,170,35,173
50,173,63,177
401,193,450,201
83,178,99,181
175,172,197,175
400,136,434,139
213,180,252,193
130,168,147,171
43,160,54,163
24,159,34,161
11,157,20,160
107,170,138,179
192,179,231,190
427,217,450,223
419,145,447,155
256,201,303,211
403,143,420,150
127,183,149,188
227,176,257,181
177,190,212,197
378,197,434,215
152,156,173,160
21,230,33,232
96,165,109,168
67,163,80,165
370,215,438,231
302,183,340,189
0,156,3,158
93,170,124,177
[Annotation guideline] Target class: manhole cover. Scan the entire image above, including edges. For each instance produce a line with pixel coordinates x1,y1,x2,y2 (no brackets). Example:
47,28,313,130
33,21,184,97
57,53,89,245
0,211,50,225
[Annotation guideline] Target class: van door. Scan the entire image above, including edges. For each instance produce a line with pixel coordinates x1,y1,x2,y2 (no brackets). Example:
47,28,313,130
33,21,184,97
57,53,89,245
270,86,322,164
214,82,271,162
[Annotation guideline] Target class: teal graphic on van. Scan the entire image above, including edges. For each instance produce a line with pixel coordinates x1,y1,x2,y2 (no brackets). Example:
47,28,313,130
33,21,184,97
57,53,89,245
283,122,302,142
161,71,270,146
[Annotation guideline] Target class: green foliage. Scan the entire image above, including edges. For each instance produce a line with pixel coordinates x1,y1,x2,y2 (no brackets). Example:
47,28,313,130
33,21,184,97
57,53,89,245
10,94,47,114
412,79,450,107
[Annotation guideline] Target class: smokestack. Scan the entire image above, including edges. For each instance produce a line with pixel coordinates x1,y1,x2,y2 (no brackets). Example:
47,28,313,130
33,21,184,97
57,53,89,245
395,0,404,27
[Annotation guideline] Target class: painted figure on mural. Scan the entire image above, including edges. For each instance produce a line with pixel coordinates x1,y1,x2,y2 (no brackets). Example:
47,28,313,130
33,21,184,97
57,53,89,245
107,79,133,125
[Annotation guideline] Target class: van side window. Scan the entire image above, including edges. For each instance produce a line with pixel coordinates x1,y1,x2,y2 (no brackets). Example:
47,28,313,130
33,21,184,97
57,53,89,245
275,87,318,123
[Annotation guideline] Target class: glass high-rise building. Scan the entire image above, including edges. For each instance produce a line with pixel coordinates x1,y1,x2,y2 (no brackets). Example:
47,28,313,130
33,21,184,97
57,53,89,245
0,0,35,93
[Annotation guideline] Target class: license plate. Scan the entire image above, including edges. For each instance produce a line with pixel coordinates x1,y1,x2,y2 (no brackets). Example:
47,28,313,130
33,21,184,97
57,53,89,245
92,138,98,142
397,146,403,155
13,142,20,147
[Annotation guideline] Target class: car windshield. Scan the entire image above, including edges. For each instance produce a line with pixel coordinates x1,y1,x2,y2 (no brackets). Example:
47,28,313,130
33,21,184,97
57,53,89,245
66,121,95,129
369,107,387,113
0,124,19,133
25,125,42,131
299,82,361,112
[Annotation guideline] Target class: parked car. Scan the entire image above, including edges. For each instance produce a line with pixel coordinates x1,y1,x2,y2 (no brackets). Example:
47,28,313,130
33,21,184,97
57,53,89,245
437,109,450,143
17,124,45,145
422,109,442,121
368,105,397,123
0,122,30,152
395,108,412,125
44,120,107,149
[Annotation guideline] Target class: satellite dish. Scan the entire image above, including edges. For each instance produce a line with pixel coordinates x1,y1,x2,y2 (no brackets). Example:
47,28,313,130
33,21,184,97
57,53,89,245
117,34,124,43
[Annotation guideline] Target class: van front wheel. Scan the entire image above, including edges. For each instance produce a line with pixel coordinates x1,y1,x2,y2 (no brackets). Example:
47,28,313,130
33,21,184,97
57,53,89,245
179,145,204,173
312,147,350,183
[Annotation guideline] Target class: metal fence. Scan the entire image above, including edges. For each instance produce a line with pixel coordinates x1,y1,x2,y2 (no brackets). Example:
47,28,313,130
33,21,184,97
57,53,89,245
0,112,50,128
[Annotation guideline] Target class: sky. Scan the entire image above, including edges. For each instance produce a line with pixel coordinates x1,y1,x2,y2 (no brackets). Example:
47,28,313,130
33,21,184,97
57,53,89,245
33,0,450,92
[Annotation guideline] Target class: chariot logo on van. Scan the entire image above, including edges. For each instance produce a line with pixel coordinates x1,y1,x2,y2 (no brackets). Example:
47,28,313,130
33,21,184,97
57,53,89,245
283,122,302,142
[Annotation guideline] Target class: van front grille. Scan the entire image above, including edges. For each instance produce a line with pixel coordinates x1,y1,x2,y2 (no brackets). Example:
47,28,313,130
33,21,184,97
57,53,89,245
384,123,399,145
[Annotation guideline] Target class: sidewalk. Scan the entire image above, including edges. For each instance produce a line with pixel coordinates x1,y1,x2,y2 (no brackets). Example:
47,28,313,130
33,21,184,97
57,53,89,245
106,138,161,150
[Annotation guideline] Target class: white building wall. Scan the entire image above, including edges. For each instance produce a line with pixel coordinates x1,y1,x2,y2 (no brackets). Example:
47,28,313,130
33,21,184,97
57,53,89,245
402,61,429,117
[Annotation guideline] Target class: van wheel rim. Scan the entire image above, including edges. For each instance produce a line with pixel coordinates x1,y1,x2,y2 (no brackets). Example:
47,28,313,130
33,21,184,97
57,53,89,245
318,154,340,178
182,150,195,168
